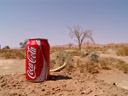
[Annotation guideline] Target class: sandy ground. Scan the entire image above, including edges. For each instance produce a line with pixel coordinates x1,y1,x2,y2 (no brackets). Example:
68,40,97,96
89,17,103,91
0,59,25,76
0,59,128,96
96,69,128,90
0,49,128,96
0,70,128,96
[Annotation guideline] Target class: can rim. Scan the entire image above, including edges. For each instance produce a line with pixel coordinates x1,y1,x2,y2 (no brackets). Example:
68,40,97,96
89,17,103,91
29,38,48,41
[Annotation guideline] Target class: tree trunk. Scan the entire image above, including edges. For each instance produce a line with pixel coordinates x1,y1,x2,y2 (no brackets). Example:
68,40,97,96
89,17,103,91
78,44,81,50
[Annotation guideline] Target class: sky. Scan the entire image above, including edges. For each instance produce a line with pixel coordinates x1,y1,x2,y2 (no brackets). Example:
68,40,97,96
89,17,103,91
0,0,128,48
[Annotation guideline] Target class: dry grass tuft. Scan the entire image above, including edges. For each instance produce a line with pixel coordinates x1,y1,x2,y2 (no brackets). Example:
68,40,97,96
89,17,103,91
0,49,25,59
77,56,128,74
116,47,128,56
68,50,80,56
99,57,128,73
50,51,74,71
77,59,99,74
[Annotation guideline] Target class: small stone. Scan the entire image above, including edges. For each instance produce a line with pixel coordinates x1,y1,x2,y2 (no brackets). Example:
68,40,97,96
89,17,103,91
52,92,55,94
18,94,22,96
1,83,6,87
1,79,5,83
81,91,86,94
94,80,97,83
11,93,17,95
112,82,116,86
0,76,3,79
85,89,93,95
12,84,16,87
58,93,63,96
55,88,60,91
42,89,45,91
52,88,55,90
62,84,66,87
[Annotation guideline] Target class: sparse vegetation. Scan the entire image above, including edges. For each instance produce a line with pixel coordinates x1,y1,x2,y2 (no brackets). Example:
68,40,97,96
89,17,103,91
0,49,25,59
76,55,128,74
50,51,74,71
50,47,69,54
80,50,90,58
67,50,80,56
89,52,99,62
99,57,128,73
116,47,128,56
77,59,99,74
67,50,90,57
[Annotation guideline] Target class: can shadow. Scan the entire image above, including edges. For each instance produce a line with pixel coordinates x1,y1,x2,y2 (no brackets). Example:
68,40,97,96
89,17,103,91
48,75,72,81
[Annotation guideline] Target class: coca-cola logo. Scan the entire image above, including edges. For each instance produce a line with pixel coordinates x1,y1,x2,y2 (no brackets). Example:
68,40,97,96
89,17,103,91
27,46,36,79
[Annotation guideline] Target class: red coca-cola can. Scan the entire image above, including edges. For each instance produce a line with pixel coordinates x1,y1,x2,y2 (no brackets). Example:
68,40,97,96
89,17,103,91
26,38,50,82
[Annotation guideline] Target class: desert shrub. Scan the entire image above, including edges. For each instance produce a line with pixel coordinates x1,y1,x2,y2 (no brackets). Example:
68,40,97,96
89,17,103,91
50,48,57,54
50,59,56,69
65,62,74,71
77,59,99,74
77,55,128,74
116,47,128,56
99,58,112,70
99,57,128,73
86,61,99,74
80,50,90,58
89,52,99,62
115,59,128,73
55,51,72,65
50,51,74,71
68,50,80,56
76,59,84,73
76,59,80,67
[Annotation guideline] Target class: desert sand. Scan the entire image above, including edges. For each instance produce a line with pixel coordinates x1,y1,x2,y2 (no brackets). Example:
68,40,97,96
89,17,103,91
0,58,128,96
0,46,128,96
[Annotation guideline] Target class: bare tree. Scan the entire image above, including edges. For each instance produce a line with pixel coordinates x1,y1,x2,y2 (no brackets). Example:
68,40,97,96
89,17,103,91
19,39,28,48
68,25,94,50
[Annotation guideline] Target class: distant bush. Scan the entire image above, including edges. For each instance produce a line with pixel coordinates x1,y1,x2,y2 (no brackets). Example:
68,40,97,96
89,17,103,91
116,47,128,56
2,46,10,50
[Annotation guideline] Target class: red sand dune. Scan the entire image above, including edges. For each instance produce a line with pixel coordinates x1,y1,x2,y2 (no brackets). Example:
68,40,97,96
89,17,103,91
52,42,128,48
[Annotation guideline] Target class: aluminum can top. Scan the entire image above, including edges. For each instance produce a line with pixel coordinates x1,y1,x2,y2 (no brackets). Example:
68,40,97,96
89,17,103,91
29,38,48,41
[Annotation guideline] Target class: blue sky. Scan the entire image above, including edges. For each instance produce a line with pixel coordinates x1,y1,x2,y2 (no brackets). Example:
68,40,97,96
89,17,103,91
0,0,128,48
